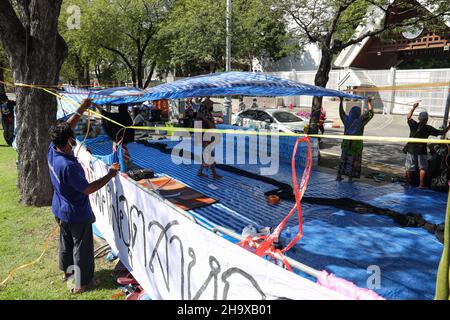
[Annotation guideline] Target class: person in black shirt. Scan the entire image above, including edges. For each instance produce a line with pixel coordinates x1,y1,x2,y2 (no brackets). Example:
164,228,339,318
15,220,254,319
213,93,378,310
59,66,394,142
99,105,135,143
0,93,15,146
405,102,450,188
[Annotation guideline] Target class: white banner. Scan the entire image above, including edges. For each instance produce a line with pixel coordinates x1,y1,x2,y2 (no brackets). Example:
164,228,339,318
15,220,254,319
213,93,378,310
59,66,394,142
77,147,345,300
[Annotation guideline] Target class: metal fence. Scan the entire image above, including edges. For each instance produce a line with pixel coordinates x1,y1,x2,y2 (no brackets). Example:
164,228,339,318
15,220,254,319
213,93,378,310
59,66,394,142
269,68,450,117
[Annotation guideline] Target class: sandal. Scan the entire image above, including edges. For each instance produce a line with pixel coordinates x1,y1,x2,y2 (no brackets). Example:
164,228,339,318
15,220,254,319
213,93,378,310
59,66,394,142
70,278,100,294
117,273,139,285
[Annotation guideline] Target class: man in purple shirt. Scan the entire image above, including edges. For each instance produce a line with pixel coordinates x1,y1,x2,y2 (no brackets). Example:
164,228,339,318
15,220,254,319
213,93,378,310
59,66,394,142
48,98,119,293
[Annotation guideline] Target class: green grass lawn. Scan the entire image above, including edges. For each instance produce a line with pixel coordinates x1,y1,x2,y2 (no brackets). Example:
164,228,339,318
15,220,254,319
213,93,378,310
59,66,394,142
0,131,119,300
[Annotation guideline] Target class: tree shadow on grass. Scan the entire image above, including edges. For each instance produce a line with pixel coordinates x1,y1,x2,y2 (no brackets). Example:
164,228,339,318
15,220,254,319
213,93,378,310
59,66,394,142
93,268,121,291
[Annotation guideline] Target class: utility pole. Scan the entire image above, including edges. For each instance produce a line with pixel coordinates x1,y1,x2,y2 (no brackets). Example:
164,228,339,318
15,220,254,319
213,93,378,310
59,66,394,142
224,0,232,124
443,86,450,129
226,0,232,72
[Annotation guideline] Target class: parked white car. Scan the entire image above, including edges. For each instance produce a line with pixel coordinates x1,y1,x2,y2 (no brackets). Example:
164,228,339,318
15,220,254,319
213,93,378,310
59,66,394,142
233,109,306,133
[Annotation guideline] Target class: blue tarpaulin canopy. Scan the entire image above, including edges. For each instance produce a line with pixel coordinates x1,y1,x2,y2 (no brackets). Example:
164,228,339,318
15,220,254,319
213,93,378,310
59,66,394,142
88,86,145,105
142,72,364,101
57,72,364,119
57,86,146,119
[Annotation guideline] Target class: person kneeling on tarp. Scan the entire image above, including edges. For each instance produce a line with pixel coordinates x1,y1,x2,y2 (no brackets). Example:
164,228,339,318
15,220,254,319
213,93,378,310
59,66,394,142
48,98,120,294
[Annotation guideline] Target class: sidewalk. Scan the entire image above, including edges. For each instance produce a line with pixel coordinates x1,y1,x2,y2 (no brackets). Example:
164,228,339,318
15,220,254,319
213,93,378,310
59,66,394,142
318,151,405,187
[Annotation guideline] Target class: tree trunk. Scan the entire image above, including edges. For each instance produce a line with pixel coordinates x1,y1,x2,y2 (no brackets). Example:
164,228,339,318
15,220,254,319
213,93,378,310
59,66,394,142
75,55,85,85
0,63,5,96
143,61,156,89
84,58,90,85
16,87,60,205
309,47,333,134
131,71,137,87
14,41,67,206
137,58,143,89
0,0,68,206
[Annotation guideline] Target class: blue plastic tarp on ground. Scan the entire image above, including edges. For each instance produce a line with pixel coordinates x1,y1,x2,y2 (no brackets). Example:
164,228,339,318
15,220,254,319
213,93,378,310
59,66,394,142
84,137,445,300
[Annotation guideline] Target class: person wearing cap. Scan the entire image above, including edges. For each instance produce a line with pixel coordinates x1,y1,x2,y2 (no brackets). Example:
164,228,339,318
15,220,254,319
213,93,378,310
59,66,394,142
405,102,450,188
0,93,15,146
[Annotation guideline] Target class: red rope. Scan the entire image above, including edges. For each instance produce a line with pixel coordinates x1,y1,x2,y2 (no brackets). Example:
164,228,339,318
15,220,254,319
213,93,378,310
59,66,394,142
238,136,313,270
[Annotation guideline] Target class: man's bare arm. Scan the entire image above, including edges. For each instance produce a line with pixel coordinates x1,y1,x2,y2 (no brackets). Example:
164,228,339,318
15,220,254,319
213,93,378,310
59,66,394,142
83,163,120,195
407,102,420,121
367,96,374,112
339,97,346,122
67,99,93,129
443,122,450,136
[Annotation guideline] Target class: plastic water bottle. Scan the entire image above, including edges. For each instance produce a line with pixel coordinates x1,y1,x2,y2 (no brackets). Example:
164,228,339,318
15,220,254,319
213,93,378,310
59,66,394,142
283,226,296,239
242,224,257,238
105,251,118,262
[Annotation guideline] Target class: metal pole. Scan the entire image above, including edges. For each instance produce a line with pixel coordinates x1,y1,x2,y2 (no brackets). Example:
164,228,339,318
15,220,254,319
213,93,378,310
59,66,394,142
224,0,232,124
388,67,396,115
226,0,232,72
212,226,322,278
443,85,450,128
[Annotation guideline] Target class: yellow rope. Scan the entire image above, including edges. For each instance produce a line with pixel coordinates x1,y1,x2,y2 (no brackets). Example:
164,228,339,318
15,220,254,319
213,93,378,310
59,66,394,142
0,225,59,288
76,110,92,158
348,82,450,92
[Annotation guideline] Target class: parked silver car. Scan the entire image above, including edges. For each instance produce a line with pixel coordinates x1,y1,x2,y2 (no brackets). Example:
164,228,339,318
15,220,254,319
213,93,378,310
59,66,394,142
233,109,306,133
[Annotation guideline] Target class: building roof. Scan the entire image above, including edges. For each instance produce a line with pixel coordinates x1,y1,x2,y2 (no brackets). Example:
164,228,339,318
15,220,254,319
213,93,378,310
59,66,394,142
334,1,450,68
337,69,376,87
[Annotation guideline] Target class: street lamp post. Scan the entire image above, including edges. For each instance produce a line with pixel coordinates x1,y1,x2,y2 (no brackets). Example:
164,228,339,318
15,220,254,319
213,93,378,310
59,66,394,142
226,0,232,72
224,0,232,124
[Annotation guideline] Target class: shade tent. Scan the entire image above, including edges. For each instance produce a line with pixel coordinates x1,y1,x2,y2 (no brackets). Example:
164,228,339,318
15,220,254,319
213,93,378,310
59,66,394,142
56,86,146,119
88,86,145,105
56,72,364,119
57,92,88,119
141,72,364,101
64,85,146,106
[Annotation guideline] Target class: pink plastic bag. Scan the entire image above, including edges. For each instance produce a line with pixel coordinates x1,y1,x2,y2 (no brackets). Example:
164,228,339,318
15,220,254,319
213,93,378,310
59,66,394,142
317,271,385,300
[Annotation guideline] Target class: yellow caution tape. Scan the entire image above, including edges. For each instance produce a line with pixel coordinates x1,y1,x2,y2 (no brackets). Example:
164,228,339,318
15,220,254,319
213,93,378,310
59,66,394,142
347,82,450,92
3,80,450,145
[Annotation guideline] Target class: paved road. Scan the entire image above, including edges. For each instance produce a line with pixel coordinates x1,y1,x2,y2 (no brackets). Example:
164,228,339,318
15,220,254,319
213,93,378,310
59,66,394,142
319,114,447,168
